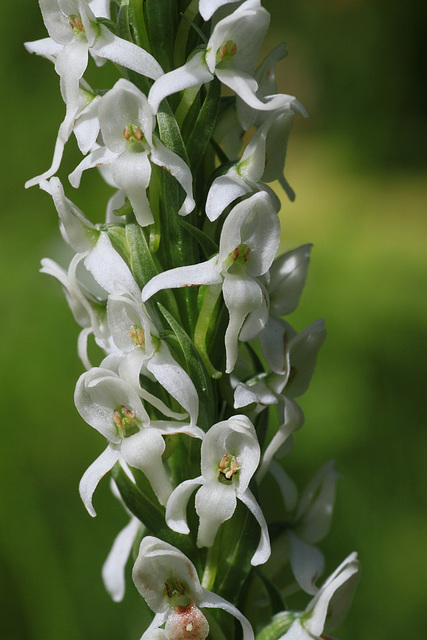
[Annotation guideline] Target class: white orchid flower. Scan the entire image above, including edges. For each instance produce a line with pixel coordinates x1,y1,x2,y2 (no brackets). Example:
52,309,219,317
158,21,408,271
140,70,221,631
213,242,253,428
142,191,280,373
206,108,296,220
40,177,143,301
199,0,242,21
69,79,195,227
75,366,204,513
270,461,340,595
278,552,360,639
165,415,270,566
133,536,254,640
148,0,301,116
234,319,326,477
25,0,163,188
106,287,199,427
40,253,112,369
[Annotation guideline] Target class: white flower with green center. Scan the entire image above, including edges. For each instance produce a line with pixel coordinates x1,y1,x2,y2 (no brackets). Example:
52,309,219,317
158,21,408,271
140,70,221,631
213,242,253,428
69,78,195,227
205,108,296,221
277,553,360,639
142,191,280,373
75,367,203,513
132,536,254,640
148,0,302,117
269,460,340,595
106,287,199,428
25,0,163,187
165,415,270,566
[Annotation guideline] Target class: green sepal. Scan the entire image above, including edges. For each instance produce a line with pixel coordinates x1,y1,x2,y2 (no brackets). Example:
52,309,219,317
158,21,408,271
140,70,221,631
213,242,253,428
157,303,216,432
179,219,218,259
255,612,297,640
173,0,199,68
117,3,132,41
145,0,178,72
125,223,180,329
111,462,197,561
105,224,129,263
194,283,223,379
128,0,151,52
186,78,221,172
96,18,118,34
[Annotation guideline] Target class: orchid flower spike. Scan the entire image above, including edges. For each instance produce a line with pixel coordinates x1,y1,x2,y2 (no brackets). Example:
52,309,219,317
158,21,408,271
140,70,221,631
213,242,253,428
75,365,203,513
166,415,271,566
142,191,280,373
148,0,301,117
277,552,360,639
25,0,163,187
69,79,195,226
133,536,254,640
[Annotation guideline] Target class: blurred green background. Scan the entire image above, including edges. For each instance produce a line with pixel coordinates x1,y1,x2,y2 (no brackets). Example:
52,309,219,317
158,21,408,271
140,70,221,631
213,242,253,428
1,1,426,638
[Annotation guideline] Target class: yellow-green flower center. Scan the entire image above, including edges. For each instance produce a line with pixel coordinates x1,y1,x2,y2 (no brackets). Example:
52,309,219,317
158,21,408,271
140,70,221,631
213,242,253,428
218,454,239,482
129,324,145,348
113,405,138,436
68,14,85,34
217,40,238,64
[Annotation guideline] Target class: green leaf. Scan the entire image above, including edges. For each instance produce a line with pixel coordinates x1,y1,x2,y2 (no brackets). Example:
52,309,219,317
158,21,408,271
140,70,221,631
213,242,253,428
255,613,296,640
157,303,216,432
145,0,178,72
187,78,221,171
179,219,218,259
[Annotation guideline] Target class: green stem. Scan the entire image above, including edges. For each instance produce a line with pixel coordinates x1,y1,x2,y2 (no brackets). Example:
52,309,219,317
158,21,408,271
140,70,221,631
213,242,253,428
194,283,223,378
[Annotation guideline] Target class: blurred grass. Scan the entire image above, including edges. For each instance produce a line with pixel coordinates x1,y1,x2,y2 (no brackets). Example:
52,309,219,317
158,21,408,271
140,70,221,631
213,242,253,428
1,1,426,639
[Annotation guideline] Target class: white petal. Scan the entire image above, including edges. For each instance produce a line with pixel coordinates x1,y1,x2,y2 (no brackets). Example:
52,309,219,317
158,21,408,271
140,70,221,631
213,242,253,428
147,342,199,428
258,316,290,375
142,255,221,301
268,461,298,511
150,137,195,216
198,0,240,21
199,589,254,640
205,172,250,222
112,151,153,227
287,530,324,595
294,461,340,544
238,488,271,565
68,146,118,188
195,482,237,547
269,244,312,317
121,429,173,506
148,50,213,114
102,516,141,601
77,327,93,369
166,476,204,534
223,273,263,373
84,232,141,298
79,444,120,516
285,319,327,398
40,177,97,252
305,553,360,635
258,397,304,479
93,25,164,80
74,94,101,155
24,36,63,61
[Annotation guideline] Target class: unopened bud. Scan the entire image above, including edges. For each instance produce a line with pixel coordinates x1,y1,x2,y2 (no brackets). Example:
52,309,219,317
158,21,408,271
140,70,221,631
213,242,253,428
165,604,209,640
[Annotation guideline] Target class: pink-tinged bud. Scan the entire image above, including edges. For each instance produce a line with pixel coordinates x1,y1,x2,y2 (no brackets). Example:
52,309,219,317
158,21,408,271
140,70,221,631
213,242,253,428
123,127,131,140
134,126,143,141
219,43,229,59
165,604,209,640
229,42,237,57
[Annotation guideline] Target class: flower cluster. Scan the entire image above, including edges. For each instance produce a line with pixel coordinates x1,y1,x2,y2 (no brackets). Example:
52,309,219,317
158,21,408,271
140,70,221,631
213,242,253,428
28,1,359,639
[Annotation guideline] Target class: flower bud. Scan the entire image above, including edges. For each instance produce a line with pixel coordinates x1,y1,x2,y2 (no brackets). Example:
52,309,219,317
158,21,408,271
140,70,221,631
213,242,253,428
165,604,209,640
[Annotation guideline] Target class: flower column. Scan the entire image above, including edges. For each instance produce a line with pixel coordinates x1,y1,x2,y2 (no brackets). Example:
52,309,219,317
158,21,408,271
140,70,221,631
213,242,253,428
27,1,359,639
